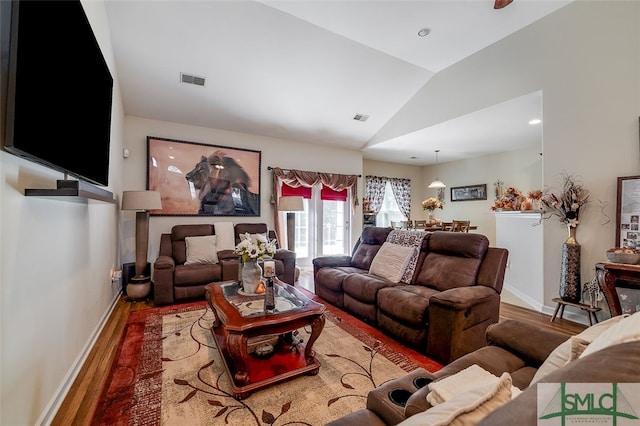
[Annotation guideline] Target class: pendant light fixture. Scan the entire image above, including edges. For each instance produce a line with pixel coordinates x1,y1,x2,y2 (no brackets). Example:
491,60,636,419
428,150,446,189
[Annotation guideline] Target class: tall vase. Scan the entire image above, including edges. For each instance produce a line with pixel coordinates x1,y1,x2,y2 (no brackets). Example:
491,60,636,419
241,259,263,294
428,212,436,224
559,224,581,303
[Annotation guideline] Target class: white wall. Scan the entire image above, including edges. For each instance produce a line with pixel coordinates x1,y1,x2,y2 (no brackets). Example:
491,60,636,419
0,2,125,424
120,116,365,266
374,0,640,319
365,147,542,246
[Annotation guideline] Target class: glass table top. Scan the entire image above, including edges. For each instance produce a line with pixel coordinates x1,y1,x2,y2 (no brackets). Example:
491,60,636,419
221,281,306,318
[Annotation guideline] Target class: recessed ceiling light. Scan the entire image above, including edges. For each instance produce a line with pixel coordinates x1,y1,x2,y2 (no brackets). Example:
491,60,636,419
417,28,431,37
529,119,542,125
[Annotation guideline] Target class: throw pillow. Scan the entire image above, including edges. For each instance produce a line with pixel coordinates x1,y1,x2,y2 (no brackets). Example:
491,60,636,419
530,314,628,384
184,235,219,265
240,232,268,243
214,222,236,251
580,311,640,358
369,242,416,283
397,373,513,426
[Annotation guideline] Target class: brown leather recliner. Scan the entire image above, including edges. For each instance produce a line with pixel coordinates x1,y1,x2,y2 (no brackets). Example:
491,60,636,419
153,223,296,305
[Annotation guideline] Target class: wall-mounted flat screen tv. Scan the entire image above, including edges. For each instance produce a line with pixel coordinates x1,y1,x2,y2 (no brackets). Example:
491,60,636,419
4,0,114,187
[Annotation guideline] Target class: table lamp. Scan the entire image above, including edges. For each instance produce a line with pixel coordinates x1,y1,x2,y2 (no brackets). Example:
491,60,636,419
121,191,162,298
278,196,304,251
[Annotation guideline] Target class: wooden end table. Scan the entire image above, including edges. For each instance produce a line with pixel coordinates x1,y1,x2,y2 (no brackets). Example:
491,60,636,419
205,279,326,399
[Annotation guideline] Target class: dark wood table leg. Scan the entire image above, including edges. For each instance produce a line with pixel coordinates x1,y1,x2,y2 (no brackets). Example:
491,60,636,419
596,266,623,316
227,332,249,386
304,314,325,373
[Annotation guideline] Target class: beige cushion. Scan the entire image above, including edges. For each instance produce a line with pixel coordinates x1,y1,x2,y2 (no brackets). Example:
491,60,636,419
567,336,591,363
581,311,640,358
184,235,219,265
369,242,416,283
397,373,513,426
530,314,628,384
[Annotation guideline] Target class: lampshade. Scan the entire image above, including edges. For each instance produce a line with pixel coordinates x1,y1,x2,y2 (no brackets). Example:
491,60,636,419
428,180,446,189
121,191,162,211
278,196,304,212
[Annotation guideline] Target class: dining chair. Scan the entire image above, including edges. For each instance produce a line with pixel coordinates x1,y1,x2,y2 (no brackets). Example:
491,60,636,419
440,222,453,231
414,220,427,229
450,220,471,232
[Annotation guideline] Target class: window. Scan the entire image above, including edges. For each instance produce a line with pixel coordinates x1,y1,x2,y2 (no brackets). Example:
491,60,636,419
376,181,406,227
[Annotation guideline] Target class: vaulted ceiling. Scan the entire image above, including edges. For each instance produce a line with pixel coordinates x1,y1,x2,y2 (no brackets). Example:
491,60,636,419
104,0,572,165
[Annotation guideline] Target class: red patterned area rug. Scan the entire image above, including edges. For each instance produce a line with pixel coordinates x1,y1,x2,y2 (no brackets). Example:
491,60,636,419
91,295,442,425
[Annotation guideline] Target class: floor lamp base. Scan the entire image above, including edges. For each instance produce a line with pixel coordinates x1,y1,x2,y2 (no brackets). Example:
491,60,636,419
286,212,296,251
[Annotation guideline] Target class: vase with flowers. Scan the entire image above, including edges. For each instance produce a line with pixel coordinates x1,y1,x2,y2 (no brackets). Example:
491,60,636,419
234,233,277,294
422,197,444,224
527,189,543,211
541,173,589,303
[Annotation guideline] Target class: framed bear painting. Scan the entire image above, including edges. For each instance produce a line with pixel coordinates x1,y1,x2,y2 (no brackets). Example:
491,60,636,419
146,136,261,216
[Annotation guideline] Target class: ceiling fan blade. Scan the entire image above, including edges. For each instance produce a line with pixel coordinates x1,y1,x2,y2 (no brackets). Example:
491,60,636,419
494,0,514,9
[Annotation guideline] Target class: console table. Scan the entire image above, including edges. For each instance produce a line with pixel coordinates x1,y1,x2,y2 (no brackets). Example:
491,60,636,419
595,262,640,316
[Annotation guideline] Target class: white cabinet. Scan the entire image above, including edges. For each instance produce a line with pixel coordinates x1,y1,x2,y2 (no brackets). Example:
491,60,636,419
494,212,544,310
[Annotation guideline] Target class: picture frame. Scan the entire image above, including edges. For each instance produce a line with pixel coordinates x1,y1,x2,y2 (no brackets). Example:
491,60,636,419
450,184,487,202
147,136,261,216
616,175,640,248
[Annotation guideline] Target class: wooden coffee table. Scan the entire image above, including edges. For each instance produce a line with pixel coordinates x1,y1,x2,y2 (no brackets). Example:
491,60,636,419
204,279,326,399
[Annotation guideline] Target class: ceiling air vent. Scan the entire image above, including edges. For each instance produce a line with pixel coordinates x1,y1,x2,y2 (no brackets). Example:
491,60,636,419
180,73,206,86
353,113,369,122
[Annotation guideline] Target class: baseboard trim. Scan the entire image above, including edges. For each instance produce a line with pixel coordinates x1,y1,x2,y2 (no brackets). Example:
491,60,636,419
36,292,121,426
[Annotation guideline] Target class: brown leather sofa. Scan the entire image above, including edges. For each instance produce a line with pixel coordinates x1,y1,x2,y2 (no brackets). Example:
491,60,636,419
153,223,295,305
313,227,508,364
325,318,640,426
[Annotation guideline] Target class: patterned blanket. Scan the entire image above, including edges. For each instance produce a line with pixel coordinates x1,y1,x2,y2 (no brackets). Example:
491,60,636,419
386,229,429,283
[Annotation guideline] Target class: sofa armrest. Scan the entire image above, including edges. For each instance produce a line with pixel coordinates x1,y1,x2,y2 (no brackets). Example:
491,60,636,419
485,319,570,366
153,255,176,305
426,286,501,364
274,248,296,285
313,255,353,269
218,249,238,261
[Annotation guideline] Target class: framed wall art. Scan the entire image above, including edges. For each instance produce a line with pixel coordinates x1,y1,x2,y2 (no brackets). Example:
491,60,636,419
147,136,261,216
616,175,640,248
450,184,487,202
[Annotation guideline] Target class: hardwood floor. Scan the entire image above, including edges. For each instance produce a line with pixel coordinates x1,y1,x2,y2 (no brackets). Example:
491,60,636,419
52,276,586,425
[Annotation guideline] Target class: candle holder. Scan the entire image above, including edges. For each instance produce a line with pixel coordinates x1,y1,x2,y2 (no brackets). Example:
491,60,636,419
263,260,276,278
264,276,275,312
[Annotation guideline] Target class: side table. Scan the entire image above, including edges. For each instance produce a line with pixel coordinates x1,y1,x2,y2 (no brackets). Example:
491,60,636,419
595,262,640,316
550,298,600,325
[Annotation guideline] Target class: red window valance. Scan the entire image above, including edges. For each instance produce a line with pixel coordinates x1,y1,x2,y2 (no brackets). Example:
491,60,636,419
282,183,311,199
321,185,347,201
